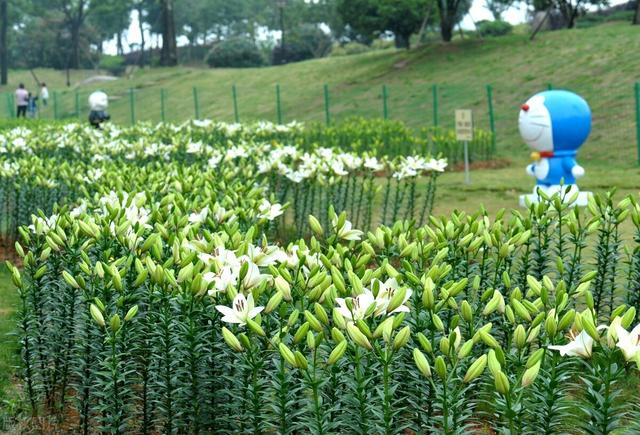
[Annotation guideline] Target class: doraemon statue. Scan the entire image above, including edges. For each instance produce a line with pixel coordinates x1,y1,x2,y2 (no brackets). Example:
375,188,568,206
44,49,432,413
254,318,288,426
518,90,592,206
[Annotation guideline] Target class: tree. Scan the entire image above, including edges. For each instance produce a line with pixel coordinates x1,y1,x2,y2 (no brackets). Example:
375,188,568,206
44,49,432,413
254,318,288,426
485,0,514,20
88,0,133,55
0,0,7,84
337,0,431,48
435,0,472,41
159,0,177,66
531,0,606,28
633,0,639,25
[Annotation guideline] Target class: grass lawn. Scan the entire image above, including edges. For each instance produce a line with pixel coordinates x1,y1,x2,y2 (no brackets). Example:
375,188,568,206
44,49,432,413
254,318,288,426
0,264,18,431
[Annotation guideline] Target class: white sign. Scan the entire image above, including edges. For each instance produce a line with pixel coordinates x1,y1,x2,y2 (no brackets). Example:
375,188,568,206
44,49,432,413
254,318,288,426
455,109,474,141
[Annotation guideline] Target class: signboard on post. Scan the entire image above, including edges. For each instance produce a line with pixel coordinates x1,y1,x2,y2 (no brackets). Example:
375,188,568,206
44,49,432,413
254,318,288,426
455,109,473,184
455,109,473,141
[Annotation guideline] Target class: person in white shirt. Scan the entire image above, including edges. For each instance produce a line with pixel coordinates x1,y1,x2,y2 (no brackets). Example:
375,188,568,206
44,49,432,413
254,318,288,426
15,83,28,118
40,83,49,106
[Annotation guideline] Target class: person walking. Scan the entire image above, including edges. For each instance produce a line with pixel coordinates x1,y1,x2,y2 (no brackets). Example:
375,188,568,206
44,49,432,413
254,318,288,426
15,83,28,118
40,83,49,106
27,93,38,118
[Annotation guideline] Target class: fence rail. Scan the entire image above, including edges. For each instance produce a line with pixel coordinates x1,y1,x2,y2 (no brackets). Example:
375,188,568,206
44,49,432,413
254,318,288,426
2,81,639,164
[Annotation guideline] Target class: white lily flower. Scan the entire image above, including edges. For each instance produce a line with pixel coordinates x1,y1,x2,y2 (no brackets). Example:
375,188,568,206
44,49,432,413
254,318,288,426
188,207,209,224
372,278,412,316
258,200,284,221
548,330,594,358
204,267,239,294
614,323,640,361
242,261,271,289
215,293,264,326
333,217,363,241
336,289,376,321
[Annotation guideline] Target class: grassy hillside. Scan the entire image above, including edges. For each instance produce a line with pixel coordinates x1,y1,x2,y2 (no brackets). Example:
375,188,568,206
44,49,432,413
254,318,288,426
0,21,639,170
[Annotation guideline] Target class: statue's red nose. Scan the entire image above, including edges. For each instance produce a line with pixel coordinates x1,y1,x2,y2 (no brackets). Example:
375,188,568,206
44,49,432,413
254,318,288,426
521,104,530,112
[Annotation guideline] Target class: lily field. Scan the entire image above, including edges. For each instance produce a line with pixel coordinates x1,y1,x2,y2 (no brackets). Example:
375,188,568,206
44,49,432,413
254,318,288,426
0,118,639,434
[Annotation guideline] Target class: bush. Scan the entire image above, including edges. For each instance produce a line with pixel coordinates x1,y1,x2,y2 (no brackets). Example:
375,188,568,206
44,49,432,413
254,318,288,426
329,42,371,57
477,20,513,37
272,24,332,65
206,38,264,68
98,55,126,76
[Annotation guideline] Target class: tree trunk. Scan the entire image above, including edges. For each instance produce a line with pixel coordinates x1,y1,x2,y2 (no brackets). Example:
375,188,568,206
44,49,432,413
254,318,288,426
633,0,640,24
0,0,7,85
138,5,146,66
116,31,123,55
70,21,81,68
394,33,410,49
160,0,178,66
440,17,453,42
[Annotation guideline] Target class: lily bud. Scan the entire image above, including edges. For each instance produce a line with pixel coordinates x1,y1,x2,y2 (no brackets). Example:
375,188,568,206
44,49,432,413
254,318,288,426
308,215,324,237
279,343,297,367
413,348,431,378
304,310,324,332
464,354,487,383
347,322,373,350
265,291,284,314
274,276,292,301
314,303,329,325
393,326,411,350
124,305,139,322
222,327,243,352
457,339,474,359
434,356,447,380
90,304,105,327
522,362,541,387
247,319,266,337
460,300,473,323
494,370,510,395
386,287,407,314
110,314,121,333
327,340,348,365
416,332,432,353
513,324,526,349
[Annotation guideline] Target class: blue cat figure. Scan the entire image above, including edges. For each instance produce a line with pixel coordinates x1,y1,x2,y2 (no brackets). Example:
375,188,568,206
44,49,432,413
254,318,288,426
518,90,592,206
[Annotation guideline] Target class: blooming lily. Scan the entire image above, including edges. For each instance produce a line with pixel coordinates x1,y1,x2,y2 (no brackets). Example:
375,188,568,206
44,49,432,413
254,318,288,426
548,330,594,358
336,290,376,321
215,293,264,326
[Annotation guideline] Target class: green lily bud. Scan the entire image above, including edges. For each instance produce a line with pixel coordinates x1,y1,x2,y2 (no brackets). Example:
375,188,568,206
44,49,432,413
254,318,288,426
356,319,373,338
294,322,310,343
62,270,80,289
331,327,346,343
494,370,510,395
110,314,121,333
513,324,526,349
422,278,435,309
124,305,139,322
622,307,636,329
333,308,347,330
480,330,499,349
413,348,431,378
304,310,324,332
457,339,474,359
306,331,316,349
222,327,244,352
439,337,450,355
279,343,297,367
274,276,292,301
464,354,487,383
483,290,502,316
432,314,444,332
434,356,447,380
461,300,473,323
327,340,348,365
416,332,432,353
314,303,329,325
558,309,575,331
287,309,300,327
347,322,373,350
487,349,501,376
90,304,105,327
526,348,545,369
522,362,541,387
373,317,394,339
247,319,266,336
309,215,324,237
511,299,531,322
265,291,284,314
393,326,411,350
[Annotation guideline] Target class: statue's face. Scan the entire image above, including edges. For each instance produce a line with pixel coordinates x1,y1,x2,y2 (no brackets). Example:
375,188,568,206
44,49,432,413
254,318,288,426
519,95,553,152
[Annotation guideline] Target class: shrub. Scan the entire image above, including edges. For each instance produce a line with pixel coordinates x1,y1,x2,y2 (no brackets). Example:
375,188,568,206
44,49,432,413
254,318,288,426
98,55,126,76
330,42,371,57
272,24,332,65
477,20,513,37
206,38,265,68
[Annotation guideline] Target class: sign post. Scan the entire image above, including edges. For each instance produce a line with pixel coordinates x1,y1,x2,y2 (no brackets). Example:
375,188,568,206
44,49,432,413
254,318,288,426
455,109,473,184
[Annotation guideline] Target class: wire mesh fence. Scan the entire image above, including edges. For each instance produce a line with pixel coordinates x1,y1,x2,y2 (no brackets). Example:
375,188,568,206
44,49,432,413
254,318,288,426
1,80,638,164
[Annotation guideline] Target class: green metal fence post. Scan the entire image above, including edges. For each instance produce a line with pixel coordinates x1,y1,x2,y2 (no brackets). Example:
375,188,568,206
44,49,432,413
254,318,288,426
547,83,553,90
53,91,59,119
160,89,166,122
129,88,135,124
486,84,496,151
382,84,388,119
276,84,282,124
323,84,330,126
193,87,200,119
9,93,15,117
6,93,13,117
635,82,640,165
75,91,80,118
432,84,438,127
232,84,239,123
